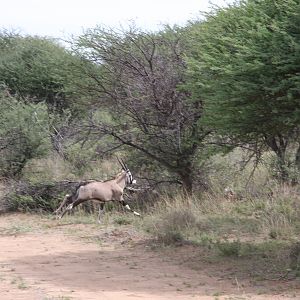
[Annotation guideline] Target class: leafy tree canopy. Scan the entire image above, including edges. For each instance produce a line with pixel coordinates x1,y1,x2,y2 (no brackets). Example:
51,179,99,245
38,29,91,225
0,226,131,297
0,31,86,114
186,0,300,180
69,26,211,192
0,89,51,177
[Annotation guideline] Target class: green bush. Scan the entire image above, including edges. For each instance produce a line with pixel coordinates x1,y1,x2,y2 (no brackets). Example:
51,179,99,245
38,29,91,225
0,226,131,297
3,181,77,213
8,193,59,212
216,240,242,257
9,195,35,212
0,91,51,178
146,208,196,245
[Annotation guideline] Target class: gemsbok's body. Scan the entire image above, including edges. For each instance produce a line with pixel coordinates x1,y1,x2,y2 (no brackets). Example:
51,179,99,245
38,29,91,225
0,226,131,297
55,158,140,221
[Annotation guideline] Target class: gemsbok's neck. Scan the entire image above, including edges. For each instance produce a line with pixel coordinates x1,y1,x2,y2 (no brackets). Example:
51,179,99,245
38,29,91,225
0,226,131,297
115,172,127,189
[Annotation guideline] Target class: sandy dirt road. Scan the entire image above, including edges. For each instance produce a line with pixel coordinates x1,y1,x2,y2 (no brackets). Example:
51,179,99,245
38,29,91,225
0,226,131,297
0,213,299,300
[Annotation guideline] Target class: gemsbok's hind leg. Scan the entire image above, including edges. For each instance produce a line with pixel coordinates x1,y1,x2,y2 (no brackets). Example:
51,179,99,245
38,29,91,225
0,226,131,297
121,200,141,217
59,203,73,219
58,198,87,219
54,194,71,216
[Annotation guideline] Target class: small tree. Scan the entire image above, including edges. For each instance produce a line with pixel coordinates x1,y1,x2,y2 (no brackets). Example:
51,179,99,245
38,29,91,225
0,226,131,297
0,90,50,178
0,31,94,160
0,31,84,114
71,26,211,193
186,0,300,182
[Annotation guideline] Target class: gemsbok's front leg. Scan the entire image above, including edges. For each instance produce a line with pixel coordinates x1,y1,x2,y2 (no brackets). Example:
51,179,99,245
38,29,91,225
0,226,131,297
121,200,141,216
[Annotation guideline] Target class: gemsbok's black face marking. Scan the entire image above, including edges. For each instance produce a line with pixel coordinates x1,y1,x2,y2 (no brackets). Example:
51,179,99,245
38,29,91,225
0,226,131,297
117,156,136,185
126,169,136,185
54,158,141,221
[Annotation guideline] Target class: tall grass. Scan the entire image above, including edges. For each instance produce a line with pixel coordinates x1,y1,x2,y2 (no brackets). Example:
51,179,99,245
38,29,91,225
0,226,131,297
140,185,300,277
3,148,300,264
21,152,121,183
143,184,300,252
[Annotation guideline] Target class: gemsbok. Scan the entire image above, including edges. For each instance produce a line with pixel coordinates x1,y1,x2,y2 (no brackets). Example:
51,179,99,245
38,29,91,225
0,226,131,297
55,158,141,221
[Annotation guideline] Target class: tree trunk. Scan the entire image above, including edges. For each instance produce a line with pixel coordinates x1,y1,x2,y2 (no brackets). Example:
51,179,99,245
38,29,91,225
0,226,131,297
265,135,289,183
177,164,194,195
295,143,300,172
277,155,289,183
181,173,193,195
291,143,300,185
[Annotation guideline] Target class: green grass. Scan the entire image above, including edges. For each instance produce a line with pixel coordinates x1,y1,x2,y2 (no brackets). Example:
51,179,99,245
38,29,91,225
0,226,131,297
139,184,300,279
11,276,28,289
0,223,34,235
43,296,73,300
113,215,132,225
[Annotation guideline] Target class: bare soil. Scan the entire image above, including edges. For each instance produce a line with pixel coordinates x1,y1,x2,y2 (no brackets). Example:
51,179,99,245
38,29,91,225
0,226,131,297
0,213,299,299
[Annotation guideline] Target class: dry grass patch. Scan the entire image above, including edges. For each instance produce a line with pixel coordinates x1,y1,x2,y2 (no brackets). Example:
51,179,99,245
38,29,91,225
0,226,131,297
141,186,300,278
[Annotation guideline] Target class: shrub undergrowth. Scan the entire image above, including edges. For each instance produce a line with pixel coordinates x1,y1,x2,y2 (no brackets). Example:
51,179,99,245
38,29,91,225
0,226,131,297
143,184,300,267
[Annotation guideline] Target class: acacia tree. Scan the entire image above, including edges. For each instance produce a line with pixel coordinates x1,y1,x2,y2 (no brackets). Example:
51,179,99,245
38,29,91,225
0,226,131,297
71,26,210,193
0,31,84,114
0,31,92,160
0,90,50,177
186,0,300,182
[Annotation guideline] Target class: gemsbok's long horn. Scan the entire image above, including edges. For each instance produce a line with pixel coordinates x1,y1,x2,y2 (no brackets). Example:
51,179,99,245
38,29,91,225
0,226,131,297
117,156,126,170
120,158,129,170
